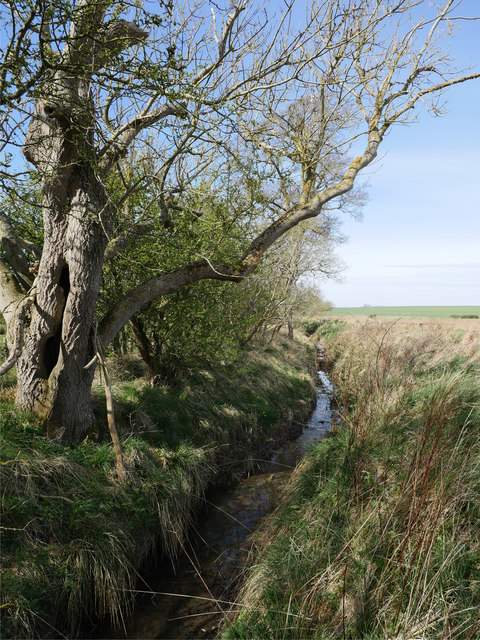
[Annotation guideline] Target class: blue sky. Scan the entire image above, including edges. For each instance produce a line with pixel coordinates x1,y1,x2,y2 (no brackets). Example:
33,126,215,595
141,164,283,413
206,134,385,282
317,2,480,307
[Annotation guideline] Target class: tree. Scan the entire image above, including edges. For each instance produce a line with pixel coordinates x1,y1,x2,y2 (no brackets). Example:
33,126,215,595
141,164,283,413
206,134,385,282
0,0,478,443
230,218,344,344
97,149,344,373
99,169,266,378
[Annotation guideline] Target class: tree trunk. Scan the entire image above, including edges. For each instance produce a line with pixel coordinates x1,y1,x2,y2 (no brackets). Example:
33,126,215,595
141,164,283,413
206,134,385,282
287,312,294,340
18,102,109,442
129,316,155,380
16,177,107,442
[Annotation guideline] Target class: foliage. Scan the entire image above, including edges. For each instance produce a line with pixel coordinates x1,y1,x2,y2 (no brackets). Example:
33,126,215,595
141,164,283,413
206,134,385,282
312,318,348,341
99,159,337,374
224,321,480,639
302,319,324,336
100,169,270,372
300,312,340,337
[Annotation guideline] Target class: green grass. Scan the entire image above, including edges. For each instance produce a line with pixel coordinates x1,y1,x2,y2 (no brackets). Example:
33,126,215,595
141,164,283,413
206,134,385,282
326,305,480,318
224,322,480,639
1,336,316,639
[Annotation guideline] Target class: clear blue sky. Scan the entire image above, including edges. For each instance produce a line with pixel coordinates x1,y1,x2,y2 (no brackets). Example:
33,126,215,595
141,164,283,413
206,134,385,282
316,1,480,307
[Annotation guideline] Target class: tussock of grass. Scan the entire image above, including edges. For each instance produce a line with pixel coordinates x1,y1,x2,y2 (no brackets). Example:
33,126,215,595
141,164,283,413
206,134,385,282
224,321,480,639
1,336,315,639
1,415,212,638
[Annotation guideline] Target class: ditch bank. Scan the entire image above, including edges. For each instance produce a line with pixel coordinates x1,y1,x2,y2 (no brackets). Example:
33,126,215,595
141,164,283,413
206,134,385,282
1,337,317,639
223,320,480,640
99,347,334,640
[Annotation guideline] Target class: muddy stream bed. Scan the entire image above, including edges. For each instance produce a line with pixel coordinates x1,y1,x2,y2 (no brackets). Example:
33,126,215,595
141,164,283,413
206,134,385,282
108,350,334,640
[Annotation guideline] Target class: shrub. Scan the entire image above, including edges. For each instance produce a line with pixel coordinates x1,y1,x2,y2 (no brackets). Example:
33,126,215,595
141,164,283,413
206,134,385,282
301,319,323,336
450,314,479,319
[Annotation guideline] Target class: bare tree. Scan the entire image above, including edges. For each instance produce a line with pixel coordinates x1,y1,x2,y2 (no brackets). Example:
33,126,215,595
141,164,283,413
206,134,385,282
235,217,344,344
0,0,478,443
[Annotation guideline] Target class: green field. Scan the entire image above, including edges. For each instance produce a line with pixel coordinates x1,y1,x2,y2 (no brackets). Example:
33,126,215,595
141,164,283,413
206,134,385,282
326,306,480,318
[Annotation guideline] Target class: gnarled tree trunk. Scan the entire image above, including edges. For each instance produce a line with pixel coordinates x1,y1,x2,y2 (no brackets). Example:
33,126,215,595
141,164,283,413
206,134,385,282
17,96,108,443
7,7,150,443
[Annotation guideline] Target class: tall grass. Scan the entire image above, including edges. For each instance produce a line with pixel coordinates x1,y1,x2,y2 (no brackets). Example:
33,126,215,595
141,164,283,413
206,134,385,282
224,320,480,639
1,336,316,639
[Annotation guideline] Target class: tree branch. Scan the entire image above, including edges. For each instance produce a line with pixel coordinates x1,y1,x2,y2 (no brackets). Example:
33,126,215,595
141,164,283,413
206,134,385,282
98,124,384,349
0,291,34,376
64,1,147,70
0,259,24,327
0,211,41,289
99,103,184,176
96,20,148,64
94,328,126,482
385,72,480,125
98,3,250,176
189,2,247,87
98,259,242,347
104,223,154,260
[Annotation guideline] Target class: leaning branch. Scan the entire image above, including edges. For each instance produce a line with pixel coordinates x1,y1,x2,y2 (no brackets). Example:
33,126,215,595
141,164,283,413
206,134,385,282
244,127,384,260
98,259,242,348
98,127,384,348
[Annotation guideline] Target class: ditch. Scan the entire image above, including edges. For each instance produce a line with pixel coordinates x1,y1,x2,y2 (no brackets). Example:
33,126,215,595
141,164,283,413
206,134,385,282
108,348,334,640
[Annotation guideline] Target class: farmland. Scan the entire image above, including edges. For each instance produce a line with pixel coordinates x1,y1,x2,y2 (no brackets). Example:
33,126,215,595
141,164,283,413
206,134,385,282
326,305,480,318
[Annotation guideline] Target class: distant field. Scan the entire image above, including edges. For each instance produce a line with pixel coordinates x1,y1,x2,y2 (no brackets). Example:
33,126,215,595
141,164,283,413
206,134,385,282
326,306,480,318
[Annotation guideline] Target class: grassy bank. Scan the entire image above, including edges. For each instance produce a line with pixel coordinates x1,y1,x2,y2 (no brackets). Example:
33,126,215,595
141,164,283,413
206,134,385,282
0,337,316,639
224,319,480,639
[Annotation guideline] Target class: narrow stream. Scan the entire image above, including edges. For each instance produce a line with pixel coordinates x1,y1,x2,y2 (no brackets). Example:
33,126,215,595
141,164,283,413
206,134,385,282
117,350,334,640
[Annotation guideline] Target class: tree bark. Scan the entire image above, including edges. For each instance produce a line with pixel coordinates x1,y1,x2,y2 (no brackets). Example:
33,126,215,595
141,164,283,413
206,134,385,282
16,95,109,443
287,313,294,340
15,164,108,442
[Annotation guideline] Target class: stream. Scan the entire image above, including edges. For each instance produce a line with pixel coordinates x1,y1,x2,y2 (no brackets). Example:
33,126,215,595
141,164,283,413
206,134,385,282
114,350,334,640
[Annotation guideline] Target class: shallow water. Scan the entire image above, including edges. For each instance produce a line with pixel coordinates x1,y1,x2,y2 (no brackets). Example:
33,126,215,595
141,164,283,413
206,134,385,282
115,356,334,640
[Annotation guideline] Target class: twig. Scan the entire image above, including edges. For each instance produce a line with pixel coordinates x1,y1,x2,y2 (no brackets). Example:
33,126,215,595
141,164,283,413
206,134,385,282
93,326,126,483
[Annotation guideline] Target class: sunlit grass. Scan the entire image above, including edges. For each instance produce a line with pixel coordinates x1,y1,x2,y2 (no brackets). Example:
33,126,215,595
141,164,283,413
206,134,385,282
325,305,480,318
224,321,480,639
